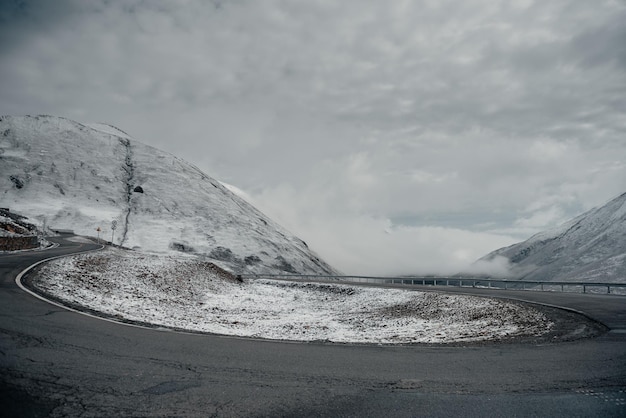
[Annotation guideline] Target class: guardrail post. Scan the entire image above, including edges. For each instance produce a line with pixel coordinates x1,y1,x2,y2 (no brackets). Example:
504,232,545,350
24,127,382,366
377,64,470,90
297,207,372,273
608,285,611,294
583,285,586,293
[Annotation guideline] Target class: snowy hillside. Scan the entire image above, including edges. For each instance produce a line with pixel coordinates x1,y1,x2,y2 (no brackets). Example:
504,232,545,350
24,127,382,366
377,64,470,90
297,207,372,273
481,192,626,282
0,115,338,275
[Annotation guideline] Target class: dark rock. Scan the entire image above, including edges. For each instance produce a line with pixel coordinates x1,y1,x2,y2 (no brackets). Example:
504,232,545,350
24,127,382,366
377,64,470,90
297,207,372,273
244,255,262,265
169,242,195,253
54,183,65,195
210,246,236,261
273,255,298,274
9,175,23,189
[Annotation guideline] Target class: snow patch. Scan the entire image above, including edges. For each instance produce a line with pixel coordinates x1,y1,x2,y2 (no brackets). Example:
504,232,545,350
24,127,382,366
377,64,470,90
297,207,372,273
85,123,134,139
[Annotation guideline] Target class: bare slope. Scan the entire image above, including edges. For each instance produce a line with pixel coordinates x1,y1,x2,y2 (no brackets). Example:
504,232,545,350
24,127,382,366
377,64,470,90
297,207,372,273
481,192,626,282
0,115,337,275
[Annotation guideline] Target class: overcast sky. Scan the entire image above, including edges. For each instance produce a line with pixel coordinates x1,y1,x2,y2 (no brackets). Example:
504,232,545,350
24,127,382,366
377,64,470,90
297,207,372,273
1,0,625,275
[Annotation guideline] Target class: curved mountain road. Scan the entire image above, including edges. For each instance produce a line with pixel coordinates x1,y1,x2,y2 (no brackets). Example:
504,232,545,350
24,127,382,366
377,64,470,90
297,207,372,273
1,237,625,417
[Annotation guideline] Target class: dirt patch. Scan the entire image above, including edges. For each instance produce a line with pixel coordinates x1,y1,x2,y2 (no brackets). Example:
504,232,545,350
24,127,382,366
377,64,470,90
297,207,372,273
501,303,608,344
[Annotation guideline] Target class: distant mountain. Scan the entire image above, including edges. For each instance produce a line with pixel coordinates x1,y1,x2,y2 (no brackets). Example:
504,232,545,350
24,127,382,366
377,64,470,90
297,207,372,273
481,192,626,282
0,115,338,275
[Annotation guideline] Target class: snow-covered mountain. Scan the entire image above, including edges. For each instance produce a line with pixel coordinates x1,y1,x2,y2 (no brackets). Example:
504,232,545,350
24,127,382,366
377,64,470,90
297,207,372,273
0,115,338,275
481,192,626,282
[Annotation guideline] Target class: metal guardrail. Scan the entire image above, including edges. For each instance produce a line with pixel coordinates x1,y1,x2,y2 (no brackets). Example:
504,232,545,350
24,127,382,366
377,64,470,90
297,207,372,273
240,274,626,295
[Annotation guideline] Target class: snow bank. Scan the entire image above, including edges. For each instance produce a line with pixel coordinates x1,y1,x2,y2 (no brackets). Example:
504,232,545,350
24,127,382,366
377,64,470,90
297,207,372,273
33,249,553,344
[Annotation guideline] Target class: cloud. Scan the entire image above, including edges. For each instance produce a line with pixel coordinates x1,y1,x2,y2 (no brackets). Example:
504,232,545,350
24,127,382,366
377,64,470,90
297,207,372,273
248,182,518,275
514,206,566,232
466,255,515,278
1,0,625,274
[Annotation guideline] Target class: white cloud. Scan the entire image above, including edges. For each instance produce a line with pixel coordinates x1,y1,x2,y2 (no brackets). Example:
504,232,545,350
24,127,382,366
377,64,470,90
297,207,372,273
248,184,518,275
467,255,515,278
514,206,566,231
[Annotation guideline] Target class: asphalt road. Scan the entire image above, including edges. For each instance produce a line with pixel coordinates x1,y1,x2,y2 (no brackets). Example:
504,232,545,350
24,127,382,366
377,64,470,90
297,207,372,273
1,237,625,417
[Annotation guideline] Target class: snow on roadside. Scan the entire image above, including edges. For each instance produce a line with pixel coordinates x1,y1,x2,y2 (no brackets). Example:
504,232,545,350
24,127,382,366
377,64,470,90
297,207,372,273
33,249,553,344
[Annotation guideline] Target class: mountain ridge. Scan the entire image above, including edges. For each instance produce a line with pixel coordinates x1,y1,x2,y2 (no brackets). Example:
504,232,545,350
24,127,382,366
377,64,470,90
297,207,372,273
481,192,626,282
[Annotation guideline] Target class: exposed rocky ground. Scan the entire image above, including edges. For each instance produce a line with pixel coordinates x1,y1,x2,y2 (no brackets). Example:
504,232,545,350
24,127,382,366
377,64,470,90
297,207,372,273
24,248,604,345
